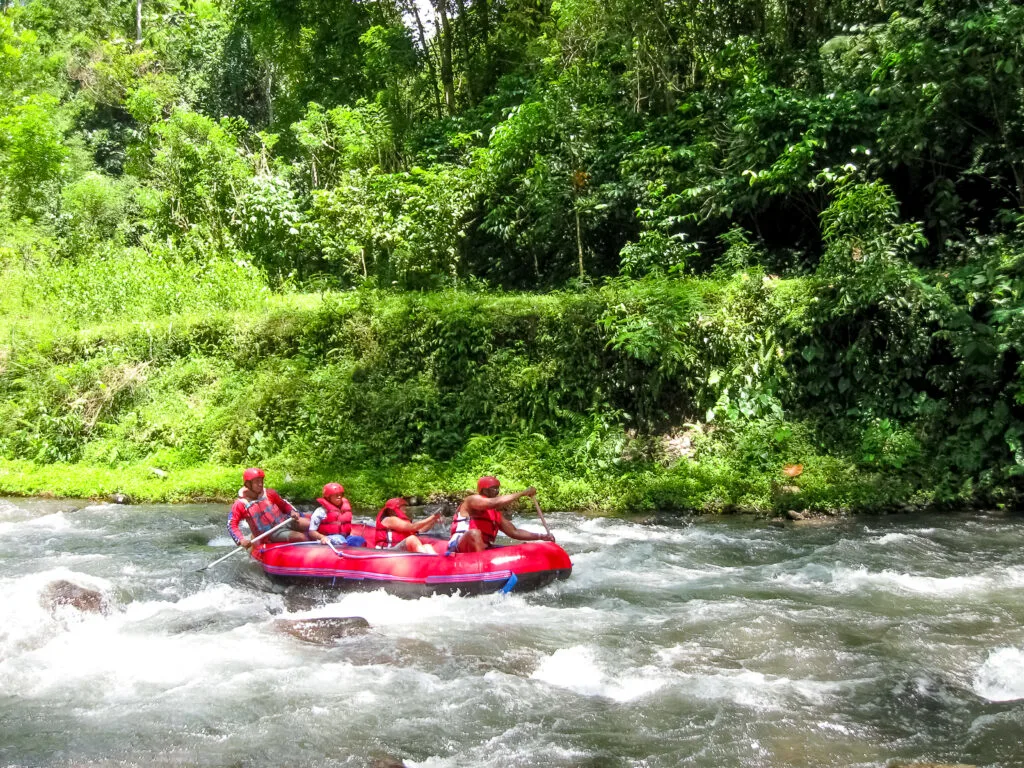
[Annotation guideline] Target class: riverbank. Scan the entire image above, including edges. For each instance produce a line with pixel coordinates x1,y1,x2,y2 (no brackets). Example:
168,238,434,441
0,277,1011,516
0,450,944,516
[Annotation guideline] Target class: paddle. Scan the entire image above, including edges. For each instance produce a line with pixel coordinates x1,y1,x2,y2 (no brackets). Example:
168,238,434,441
197,516,294,572
531,496,554,540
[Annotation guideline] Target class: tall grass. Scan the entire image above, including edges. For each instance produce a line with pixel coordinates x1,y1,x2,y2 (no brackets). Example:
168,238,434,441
0,254,927,513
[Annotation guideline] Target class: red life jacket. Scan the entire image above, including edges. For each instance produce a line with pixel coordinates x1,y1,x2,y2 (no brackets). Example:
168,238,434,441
451,502,502,547
469,508,503,547
243,494,288,537
450,503,470,537
314,496,352,536
374,500,411,548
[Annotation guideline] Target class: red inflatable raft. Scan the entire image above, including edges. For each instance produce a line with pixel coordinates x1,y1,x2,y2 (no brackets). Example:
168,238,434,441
250,523,572,597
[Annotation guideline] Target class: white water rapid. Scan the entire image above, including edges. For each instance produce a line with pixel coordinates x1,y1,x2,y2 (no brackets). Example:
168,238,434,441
2,498,1024,767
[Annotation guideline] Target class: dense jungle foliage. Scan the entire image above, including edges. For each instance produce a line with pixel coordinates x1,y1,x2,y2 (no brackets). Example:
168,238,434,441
1,0,1023,512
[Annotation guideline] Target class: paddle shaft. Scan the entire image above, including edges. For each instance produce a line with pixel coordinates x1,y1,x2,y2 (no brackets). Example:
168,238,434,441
198,515,295,571
531,497,553,538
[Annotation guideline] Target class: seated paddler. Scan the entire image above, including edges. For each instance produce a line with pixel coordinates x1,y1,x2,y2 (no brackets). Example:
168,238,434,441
309,482,367,547
228,467,311,549
448,476,554,553
374,497,441,554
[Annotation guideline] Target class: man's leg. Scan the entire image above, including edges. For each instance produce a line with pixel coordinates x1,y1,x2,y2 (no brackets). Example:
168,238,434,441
455,529,486,553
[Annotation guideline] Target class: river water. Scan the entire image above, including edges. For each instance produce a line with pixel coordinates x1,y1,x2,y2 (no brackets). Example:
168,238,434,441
2,498,1024,768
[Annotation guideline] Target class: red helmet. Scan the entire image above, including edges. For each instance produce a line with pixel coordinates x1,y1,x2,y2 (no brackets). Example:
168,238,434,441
384,497,407,512
243,468,265,483
477,476,500,492
322,482,344,497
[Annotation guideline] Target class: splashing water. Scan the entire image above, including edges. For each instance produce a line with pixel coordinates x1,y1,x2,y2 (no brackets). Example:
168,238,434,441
1,497,1024,767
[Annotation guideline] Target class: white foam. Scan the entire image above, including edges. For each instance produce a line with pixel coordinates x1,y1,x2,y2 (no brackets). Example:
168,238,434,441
303,589,617,648
1002,566,1024,588
973,647,1024,702
775,564,991,597
0,600,305,701
816,720,854,735
308,589,505,628
407,726,590,768
0,510,75,536
675,667,846,710
872,533,917,545
119,582,274,622
0,568,115,656
529,645,665,702
0,568,300,703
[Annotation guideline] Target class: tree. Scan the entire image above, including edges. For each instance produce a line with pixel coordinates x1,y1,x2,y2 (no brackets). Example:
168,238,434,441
0,94,68,220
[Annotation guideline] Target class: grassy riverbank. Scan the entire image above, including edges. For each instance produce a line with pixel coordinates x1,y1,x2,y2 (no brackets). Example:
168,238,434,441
0,451,929,516
0,259,1004,515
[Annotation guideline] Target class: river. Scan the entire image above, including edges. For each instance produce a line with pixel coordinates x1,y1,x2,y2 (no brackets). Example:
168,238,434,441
1,498,1023,767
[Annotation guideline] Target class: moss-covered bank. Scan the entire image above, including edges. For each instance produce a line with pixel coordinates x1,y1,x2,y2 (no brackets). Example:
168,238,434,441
4,264,1012,514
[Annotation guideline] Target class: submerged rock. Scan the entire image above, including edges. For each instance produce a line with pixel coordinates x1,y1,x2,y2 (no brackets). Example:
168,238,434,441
41,580,108,615
780,509,840,526
273,617,370,644
791,517,840,527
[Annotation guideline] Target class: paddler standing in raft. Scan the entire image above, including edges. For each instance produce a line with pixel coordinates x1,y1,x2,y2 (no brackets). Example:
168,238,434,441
448,476,555,553
228,468,311,549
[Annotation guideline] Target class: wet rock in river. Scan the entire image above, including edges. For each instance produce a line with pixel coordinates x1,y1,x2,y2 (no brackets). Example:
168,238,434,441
41,580,108,615
108,493,132,505
273,617,370,644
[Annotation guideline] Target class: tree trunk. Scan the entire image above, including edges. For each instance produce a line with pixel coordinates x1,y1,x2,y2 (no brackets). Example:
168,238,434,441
575,207,585,279
477,0,490,83
405,0,443,118
1013,163,1024,212
433,0,456,114
454,0,474,104
135,0,143,44
263,63,275,126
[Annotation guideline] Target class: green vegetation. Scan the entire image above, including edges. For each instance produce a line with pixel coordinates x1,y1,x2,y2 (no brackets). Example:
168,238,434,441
1,0,1023,514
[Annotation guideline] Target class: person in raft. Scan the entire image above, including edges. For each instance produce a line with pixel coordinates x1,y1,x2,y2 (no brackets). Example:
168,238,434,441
448,476,555,553
309,482,367,548
228,467,311,548
374,497,441,554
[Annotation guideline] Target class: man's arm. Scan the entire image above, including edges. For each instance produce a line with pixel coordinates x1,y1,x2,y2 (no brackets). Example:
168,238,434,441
465,487,536,517
382,513,441,534
268,489,299,518
227,501,251,547
309,508,329,543
498,514,555,543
